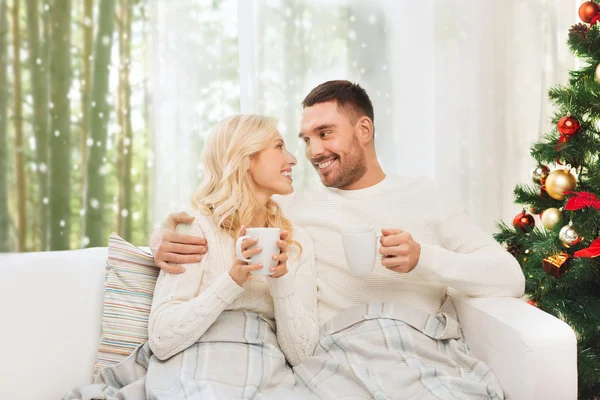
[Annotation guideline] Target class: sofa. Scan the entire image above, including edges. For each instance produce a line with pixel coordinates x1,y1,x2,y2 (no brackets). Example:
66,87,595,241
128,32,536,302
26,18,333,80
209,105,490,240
0,247,578,400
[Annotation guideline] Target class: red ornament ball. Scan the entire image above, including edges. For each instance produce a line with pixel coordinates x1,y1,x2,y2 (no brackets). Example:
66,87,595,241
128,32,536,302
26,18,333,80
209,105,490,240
557,115,580,136
579,1,600,23
527,300,537,307
513,211,535,232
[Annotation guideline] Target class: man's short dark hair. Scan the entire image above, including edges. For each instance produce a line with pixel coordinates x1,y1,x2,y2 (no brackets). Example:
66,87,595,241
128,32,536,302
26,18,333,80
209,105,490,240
302,80,374,125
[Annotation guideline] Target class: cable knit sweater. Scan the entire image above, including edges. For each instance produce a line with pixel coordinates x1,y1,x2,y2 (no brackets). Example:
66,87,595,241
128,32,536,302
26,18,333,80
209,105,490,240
274,175,526,324
148,209,318,366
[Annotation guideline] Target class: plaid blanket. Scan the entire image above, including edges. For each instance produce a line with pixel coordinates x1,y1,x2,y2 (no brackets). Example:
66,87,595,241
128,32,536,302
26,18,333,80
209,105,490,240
292,300,504,400
63,311,297,400
65,302,504,400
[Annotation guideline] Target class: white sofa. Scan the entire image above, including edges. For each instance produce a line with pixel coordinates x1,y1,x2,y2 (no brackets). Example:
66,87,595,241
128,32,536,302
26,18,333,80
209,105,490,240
0,248,578,400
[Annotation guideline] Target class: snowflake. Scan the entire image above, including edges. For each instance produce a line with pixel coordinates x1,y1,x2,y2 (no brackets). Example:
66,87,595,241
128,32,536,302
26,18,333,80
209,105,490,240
82,236,90,246
49,101,54,109
135,184,142,193
43,197,49,204
101,35,110,46
54,130,60,137
350,15,356,22
91,101,96,108
121,209,129,217
133,212,140,221
79,209,85,216
90,198,100,209
59,220,65,227
36,58,41,65
96,141,102,147
87,138,94,146
84,17,92,27
99,164,109,176
368,15,377,24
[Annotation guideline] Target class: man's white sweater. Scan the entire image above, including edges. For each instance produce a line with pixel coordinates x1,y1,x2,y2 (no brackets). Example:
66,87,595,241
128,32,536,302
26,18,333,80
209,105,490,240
275,174,525,324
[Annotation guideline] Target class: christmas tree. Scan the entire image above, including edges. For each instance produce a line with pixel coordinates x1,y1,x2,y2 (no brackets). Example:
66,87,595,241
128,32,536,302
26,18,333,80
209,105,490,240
494,2,600,398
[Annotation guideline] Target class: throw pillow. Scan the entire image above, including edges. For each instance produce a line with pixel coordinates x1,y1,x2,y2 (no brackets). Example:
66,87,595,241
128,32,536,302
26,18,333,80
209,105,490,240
93,233,159,376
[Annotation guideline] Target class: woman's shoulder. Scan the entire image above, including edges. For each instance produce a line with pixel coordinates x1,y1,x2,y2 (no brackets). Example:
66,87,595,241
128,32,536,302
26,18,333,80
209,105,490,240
291,224,312,244
176,208,218,237
290,225,315,263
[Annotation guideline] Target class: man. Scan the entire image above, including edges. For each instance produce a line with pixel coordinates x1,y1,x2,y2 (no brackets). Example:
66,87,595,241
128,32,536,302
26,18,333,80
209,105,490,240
152,80,525,399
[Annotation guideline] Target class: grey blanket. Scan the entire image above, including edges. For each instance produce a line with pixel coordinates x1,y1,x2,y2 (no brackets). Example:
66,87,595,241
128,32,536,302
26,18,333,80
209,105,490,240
293,300,504,400
63,311,297,400
65,302,503,400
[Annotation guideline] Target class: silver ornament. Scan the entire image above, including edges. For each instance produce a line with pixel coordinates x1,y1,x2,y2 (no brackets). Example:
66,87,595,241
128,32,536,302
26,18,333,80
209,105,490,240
530,165,550,185
559,224,580,248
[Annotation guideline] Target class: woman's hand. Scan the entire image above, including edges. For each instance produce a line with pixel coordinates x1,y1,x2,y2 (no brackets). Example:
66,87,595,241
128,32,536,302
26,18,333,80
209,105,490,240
270,230,290,278
229,226,264,286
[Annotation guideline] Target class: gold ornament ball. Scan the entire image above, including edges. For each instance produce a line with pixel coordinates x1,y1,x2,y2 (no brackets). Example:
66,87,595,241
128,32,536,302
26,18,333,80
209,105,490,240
541,208,562,230
545,169,577,200
596,63,600,84
559,224,580,248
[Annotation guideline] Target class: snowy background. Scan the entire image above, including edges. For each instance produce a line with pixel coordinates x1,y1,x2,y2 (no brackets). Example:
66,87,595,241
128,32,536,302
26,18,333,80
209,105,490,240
0,0,584,251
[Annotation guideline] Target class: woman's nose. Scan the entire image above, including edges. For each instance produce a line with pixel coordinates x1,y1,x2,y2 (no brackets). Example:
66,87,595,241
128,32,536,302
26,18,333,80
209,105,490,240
286,150,297,166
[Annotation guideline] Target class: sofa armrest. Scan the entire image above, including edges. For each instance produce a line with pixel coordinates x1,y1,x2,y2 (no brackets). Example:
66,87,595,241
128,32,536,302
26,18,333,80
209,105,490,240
0,248,108,400
449,292,577,400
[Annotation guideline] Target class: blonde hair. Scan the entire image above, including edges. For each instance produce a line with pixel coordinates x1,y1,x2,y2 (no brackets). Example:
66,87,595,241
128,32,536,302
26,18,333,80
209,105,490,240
192,114,301,254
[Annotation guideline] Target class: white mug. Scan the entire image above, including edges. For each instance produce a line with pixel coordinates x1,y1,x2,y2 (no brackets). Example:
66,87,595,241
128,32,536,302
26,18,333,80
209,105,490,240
341,227,383,276
235,227,281,275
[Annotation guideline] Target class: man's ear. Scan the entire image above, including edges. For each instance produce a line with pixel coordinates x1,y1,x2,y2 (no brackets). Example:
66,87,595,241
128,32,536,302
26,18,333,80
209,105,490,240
356,116,374,144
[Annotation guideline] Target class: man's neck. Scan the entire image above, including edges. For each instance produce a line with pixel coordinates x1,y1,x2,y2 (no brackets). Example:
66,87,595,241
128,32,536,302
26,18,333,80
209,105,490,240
341,163,386,191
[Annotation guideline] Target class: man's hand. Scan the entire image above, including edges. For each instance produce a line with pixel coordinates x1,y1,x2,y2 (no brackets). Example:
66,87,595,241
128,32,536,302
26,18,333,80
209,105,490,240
379,228,421,273
153,211,208,274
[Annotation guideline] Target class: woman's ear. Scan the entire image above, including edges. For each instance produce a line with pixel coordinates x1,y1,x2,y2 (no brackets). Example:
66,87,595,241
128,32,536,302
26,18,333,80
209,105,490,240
246,155,254,171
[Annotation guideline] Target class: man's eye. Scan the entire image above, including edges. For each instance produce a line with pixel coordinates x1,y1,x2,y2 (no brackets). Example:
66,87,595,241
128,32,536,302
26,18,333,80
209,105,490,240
321,131,331,138
302,137,310,144
276,143,283,149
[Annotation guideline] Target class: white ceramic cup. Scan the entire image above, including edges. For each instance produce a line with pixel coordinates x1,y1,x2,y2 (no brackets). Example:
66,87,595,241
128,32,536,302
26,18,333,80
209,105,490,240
341,227,383,276
235,227,281,275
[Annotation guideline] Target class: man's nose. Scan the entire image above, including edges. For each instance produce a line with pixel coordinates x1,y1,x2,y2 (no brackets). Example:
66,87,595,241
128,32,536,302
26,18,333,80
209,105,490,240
309,140,324,158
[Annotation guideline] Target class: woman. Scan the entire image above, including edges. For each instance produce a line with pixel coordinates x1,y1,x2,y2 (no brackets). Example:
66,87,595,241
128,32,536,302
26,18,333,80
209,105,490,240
145,114,318,399
63,115,318,400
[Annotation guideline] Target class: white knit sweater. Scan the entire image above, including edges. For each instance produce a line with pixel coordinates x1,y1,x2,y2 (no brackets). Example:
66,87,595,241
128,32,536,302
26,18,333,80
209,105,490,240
148,210,318,366
274,174,525,324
